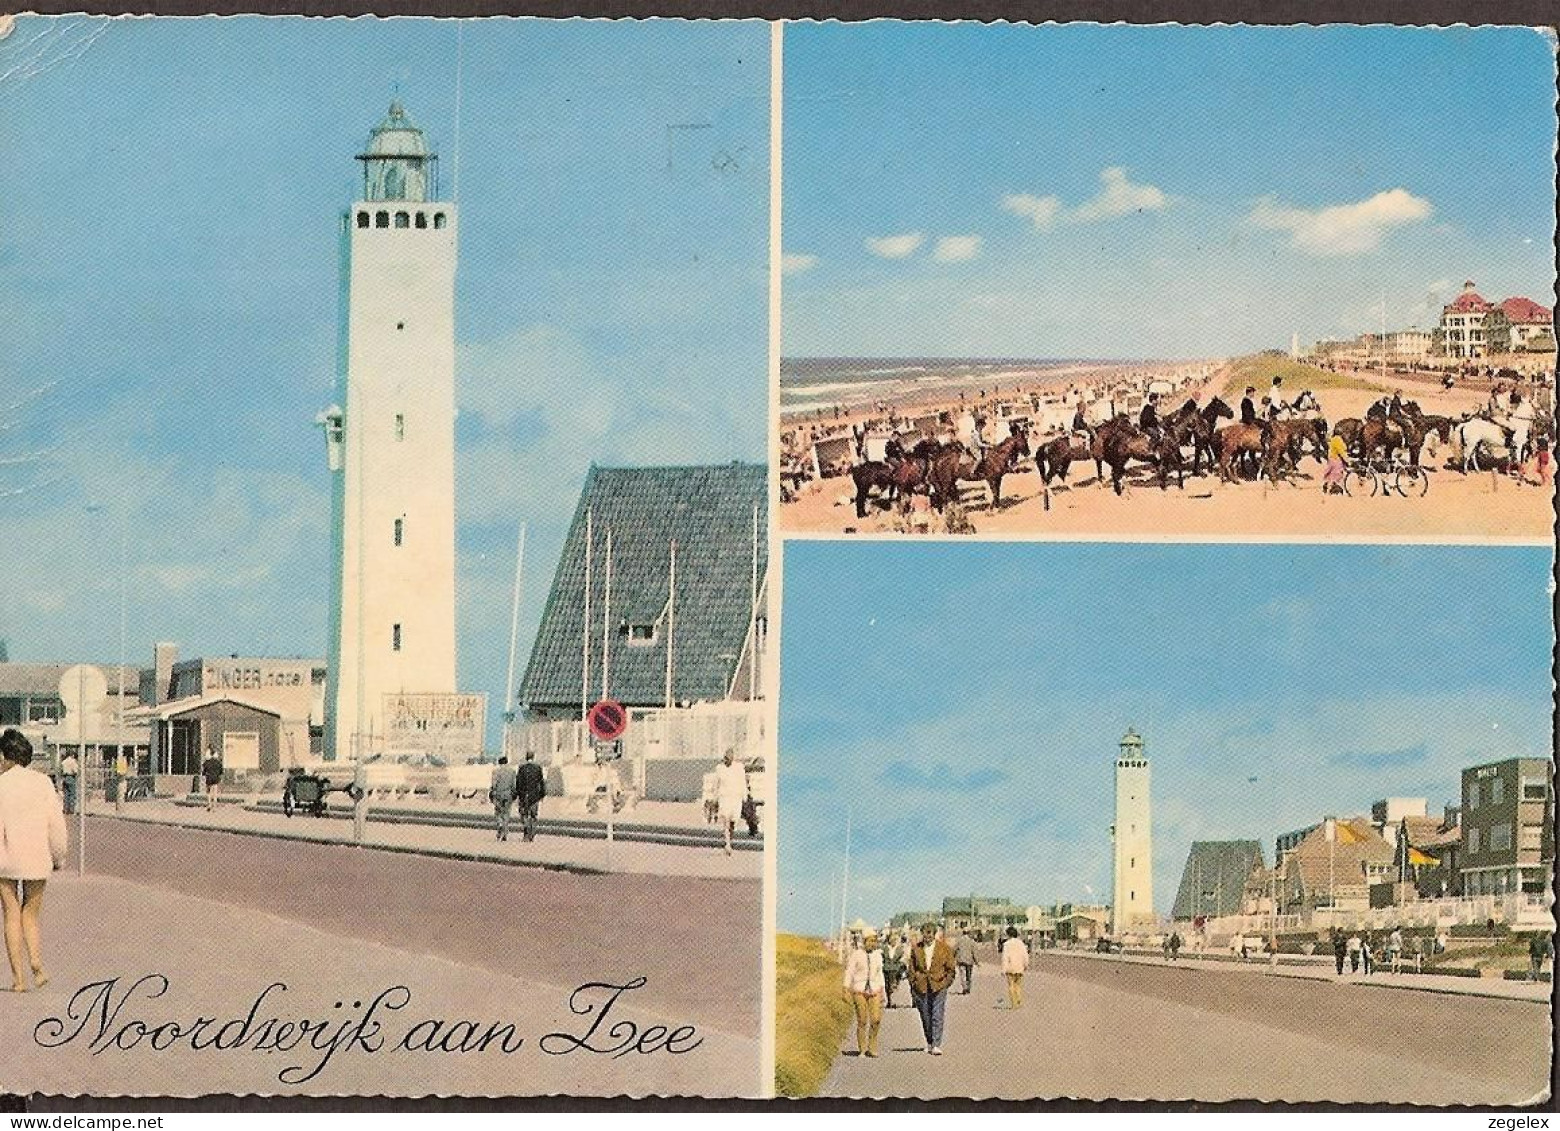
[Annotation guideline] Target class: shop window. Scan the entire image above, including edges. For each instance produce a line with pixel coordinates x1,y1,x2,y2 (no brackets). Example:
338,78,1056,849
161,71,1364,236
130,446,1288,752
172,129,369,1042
433,212,447,229
375,211,389,228
356,211,370,229
394,211,410,229
415,212,427,229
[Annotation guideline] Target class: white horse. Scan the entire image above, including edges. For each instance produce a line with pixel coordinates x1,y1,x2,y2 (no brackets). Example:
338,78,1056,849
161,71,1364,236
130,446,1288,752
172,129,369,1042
1455,417,1512,473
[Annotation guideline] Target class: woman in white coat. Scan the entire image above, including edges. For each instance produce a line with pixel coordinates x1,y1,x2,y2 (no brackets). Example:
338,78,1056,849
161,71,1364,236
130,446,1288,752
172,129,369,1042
0,729,69,991
713,749,748,857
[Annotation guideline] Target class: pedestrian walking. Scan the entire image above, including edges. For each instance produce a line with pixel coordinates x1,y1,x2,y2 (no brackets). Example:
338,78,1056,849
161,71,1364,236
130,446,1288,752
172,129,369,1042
842,929,886,1057
57,752,78,817
1528,932,1553,983
907,922,957,1055
201,746,223,812
1361,934,1375,977
1000,926,1029,1009
516,752,546,842
114,750,131,814
713,749,747,856
0,730,69,992
881,933,905,1008
954,929,978,995
488,756,518,841
1388,927,1404,974
1331,929,1347,976
1347,932,1362,974
1169,931,1182,962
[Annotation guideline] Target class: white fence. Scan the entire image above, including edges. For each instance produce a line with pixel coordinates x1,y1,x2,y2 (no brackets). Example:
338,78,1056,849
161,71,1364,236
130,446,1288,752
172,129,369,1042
510,703,767,769
1194,893,1553,938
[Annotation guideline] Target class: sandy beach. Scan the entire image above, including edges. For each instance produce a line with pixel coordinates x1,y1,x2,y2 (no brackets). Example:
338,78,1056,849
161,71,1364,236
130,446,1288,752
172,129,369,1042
779,358,1555,541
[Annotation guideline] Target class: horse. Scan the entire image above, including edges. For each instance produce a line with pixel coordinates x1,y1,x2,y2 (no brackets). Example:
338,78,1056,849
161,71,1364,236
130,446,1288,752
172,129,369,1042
1290,389,1322,415
1213,422,1267,483
928,424,1031,511
1360,416,1408,465
1394,405,1455,466
1262,417,1328,482
1101,423,1184,495
1164,396,1233,476
1036,414,1132,488
1454,417,1513,473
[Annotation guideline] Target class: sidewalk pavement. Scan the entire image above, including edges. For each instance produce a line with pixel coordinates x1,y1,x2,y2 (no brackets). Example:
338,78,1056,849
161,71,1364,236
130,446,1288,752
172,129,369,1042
79,797,761,881
1052,947,1552,1003
0,872,759,1098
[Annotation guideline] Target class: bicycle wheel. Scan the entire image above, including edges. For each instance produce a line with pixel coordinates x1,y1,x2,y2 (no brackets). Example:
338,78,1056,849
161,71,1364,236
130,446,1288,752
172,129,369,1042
1343,466,1378,497
1394,465,1429,498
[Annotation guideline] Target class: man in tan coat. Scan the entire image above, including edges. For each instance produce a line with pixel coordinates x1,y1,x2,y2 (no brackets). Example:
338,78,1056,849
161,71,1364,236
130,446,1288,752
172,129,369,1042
906,922,958,1055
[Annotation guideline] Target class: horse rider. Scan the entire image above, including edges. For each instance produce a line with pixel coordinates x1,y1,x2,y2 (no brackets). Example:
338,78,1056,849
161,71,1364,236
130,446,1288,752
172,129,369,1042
1366,394,1391,420
1239,386,1259,425
1508,392,1534,464
1071,399,1095,447
1389,389,1406,418
1268,376,1287,419
1139,392,1163,443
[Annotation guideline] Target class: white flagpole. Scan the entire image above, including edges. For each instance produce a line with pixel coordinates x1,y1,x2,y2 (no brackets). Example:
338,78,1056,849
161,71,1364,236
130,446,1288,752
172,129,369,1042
664,540,677,709
600,528,613,699
581,508,592,722
502,522,526,758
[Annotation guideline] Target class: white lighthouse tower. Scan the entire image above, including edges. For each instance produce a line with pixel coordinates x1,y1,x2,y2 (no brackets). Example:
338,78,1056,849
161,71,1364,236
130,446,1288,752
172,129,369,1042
1110,728,1154,934
320,102,458,760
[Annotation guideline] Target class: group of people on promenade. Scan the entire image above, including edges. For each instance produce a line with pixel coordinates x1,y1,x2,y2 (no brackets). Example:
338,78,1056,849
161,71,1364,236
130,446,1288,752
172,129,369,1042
841,922,1034,1059
487,752,548,842
1328,926,1431,976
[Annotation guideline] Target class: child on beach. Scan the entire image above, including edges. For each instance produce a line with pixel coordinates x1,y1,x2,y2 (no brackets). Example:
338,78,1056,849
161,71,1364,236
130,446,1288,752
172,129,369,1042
1322,433,1347,495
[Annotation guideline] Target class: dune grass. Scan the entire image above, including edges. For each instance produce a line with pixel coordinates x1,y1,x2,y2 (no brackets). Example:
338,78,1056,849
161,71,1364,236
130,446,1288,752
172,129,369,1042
1218,355,1380,400
774,933,853,1099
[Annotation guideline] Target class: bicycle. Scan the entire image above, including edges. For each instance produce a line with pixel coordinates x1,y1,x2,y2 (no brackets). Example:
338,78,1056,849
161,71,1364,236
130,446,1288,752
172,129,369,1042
1340,452,1428,498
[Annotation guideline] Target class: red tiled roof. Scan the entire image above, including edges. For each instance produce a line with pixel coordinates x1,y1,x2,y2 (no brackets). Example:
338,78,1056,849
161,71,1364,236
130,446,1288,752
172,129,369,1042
1498,296,1552,325
1445,290,1492,314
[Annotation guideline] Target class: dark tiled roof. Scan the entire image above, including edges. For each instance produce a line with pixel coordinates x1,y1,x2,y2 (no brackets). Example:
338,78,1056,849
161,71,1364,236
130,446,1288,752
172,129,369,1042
0,663,139,696
1171,840,1265,919
520,463,767,711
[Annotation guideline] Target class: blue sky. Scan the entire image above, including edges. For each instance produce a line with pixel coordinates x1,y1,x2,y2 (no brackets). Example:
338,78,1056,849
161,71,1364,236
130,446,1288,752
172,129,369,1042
0,17,768,732
777,543,1554,935
782,23,1557,359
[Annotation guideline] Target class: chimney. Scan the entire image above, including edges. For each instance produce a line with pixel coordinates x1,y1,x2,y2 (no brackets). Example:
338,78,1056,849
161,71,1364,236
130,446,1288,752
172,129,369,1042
153,642,178,707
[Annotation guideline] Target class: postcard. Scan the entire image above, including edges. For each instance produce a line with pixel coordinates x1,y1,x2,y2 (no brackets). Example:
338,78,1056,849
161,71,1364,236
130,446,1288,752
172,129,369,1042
0,15,770,1098
777,22,1557,541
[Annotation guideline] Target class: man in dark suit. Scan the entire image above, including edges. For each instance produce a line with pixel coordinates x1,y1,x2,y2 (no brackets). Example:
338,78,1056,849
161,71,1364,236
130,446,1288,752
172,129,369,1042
1240,386,1258,425
516,752,547,842
907,922,958,1055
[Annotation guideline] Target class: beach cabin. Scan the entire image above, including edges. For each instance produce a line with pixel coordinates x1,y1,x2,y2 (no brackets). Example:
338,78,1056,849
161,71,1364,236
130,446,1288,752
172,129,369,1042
810,433,856,478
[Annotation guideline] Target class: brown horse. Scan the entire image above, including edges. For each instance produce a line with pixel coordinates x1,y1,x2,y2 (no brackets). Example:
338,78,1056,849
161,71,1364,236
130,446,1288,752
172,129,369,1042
1101,422,1184,495
1213,422,1268,482
1261,417,1328,482
1360,416,1408,464
1394,407,1455,466
1164,396,1234,476
928,425,1031,511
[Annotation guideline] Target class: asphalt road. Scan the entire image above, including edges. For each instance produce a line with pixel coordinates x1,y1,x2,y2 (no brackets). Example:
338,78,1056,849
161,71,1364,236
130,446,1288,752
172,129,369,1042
74,817,760,1036
823,952,1551,1103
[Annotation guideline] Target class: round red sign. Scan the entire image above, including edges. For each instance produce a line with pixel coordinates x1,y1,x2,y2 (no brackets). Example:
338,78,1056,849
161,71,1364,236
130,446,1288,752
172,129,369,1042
587,699,628,742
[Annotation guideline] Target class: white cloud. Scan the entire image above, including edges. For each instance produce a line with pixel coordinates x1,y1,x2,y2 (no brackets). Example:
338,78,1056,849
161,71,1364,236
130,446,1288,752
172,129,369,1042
1247,188,1433,256
932,235,982,263
865,232,925,259
1002,168,1170,231
1072,166,1170,222
781,252,818,275
1001,192,1063,230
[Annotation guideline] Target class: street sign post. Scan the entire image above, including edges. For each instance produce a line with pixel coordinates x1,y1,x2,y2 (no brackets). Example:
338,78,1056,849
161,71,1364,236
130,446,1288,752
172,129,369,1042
587,699,628,743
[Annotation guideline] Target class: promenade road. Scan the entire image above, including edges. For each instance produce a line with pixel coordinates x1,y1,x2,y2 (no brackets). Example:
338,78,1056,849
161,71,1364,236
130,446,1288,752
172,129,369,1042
0,819,760,1098
823,952,1551,1103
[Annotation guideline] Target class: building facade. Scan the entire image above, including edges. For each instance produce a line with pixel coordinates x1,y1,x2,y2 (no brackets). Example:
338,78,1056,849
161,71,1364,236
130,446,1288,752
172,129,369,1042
1111,728,1154,932
322,102,459,760
1440,281,1493,358
1459,758,1553,896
